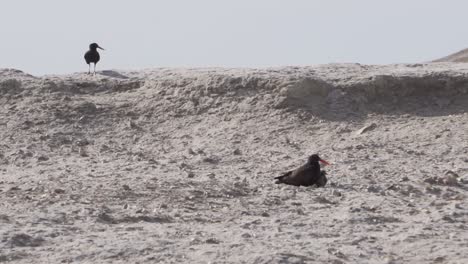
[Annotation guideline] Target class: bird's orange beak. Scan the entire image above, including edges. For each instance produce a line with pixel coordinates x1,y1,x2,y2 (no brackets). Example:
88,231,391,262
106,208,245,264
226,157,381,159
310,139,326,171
319,159,330,166
98,46,105,50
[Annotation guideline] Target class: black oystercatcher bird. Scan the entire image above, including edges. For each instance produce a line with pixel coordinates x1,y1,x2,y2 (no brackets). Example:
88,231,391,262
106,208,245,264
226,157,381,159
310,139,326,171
84,43,104,74
275,154,330,187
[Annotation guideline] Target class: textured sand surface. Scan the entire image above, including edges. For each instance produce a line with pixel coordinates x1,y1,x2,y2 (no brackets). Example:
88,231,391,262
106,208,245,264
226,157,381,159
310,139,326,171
1,63,467,263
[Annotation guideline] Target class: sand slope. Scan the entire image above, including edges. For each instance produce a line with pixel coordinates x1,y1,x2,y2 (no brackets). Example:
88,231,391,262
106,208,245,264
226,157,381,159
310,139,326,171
1,64,467,263
433,48,468,63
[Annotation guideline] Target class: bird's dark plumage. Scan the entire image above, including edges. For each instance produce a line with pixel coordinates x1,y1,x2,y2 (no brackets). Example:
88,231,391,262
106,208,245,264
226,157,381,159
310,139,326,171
316,170,328,187
84,43,104,74
275,154,330,187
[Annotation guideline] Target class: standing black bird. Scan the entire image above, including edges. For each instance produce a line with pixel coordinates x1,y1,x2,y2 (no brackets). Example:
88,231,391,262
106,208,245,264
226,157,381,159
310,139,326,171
84,43,104,74
274,154,330,187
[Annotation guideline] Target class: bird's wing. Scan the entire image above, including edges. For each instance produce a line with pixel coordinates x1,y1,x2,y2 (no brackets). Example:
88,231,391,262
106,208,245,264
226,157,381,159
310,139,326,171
290,164,308,178
84,51,91,63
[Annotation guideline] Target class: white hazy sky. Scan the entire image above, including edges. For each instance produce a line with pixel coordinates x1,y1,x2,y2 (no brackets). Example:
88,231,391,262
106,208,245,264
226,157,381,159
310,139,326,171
1,0,468,75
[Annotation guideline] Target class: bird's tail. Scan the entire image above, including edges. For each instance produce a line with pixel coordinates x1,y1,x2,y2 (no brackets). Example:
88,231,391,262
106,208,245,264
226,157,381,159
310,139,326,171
275,176,283,184
274,171,291,184
274,175,286,184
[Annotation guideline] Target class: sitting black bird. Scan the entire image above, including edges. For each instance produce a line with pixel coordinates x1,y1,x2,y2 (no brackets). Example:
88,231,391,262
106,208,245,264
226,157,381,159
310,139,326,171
274,154,330,187
84,43,104,74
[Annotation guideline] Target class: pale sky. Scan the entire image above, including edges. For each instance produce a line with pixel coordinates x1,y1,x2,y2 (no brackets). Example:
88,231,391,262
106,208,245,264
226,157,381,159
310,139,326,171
1,0,468,75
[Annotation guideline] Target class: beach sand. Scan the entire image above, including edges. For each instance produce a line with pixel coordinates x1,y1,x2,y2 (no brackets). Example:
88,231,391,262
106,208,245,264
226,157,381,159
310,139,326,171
1,63,467,263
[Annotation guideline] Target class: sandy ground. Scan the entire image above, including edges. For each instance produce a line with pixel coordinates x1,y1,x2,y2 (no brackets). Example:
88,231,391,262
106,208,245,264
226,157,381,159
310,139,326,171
0,64,467,263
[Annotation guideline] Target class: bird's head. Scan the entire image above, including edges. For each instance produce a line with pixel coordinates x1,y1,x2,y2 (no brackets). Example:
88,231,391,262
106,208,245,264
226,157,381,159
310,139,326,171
89,43,104,51
308,154,330,166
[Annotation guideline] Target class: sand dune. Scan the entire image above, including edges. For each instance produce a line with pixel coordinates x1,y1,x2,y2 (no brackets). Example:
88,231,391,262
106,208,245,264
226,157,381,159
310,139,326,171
0,64,467,263
433,47,468,63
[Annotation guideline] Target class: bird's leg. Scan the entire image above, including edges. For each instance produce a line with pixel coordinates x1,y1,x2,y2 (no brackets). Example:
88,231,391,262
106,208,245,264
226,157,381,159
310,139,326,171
93,63,97,75
88,64,91,74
